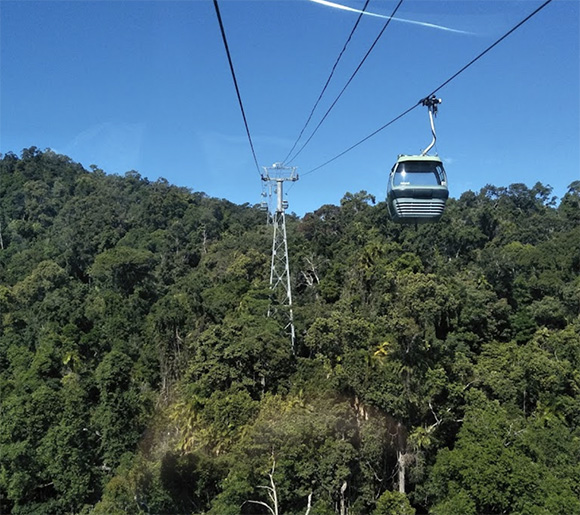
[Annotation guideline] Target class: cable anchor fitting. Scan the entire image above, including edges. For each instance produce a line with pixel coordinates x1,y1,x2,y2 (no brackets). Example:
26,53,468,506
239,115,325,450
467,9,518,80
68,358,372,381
420,94,442,115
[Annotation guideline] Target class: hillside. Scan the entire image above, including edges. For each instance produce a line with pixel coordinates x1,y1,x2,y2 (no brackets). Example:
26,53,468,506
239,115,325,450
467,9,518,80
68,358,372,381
1,148,579,514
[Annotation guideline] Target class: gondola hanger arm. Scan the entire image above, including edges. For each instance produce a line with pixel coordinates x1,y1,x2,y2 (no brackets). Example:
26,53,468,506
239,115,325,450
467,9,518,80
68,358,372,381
420,95,442,156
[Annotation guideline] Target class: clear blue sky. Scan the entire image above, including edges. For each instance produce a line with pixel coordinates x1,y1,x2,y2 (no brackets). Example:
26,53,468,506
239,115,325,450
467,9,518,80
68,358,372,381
1,0,578,216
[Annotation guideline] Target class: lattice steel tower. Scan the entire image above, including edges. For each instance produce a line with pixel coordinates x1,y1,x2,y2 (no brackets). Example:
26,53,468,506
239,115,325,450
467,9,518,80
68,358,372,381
262,163,298,350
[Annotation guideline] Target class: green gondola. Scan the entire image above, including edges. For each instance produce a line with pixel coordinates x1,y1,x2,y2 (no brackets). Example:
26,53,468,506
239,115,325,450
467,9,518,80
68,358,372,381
387,95,449,224
387,154,448,223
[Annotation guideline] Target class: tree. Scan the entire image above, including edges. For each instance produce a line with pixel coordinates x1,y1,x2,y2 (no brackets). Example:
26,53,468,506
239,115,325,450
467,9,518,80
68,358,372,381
426,390,580,514
89,246,156,295
93,350,151,470
373,490,415,515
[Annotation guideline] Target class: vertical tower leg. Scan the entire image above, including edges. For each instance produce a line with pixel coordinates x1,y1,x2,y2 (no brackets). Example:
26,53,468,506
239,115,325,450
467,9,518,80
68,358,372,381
268,209,296,351
262,163,298,351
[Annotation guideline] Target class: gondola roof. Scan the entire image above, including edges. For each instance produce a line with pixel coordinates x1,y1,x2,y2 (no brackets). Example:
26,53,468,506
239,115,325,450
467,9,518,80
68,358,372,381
394,154,443,163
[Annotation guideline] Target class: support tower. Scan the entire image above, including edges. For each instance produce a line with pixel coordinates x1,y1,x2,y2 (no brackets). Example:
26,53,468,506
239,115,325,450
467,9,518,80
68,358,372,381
262,163,298,351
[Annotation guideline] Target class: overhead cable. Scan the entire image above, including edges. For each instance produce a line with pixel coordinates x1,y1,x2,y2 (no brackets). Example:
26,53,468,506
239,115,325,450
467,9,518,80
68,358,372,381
213,0,261,176
282,0,372,164
286,0,405,164
302,0,554,177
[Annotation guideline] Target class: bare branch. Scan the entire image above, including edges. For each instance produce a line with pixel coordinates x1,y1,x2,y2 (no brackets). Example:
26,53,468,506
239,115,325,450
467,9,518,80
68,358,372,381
247,457,279,515
245,500,277,515
270,462,278,513
305,492,313,515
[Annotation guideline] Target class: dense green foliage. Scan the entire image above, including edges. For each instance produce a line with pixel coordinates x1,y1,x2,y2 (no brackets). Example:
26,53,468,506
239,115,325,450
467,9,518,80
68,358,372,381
1,147,579,514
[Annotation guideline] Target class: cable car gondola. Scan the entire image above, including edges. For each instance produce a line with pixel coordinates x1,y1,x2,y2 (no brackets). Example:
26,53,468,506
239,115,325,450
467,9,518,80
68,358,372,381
387,96,449,224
